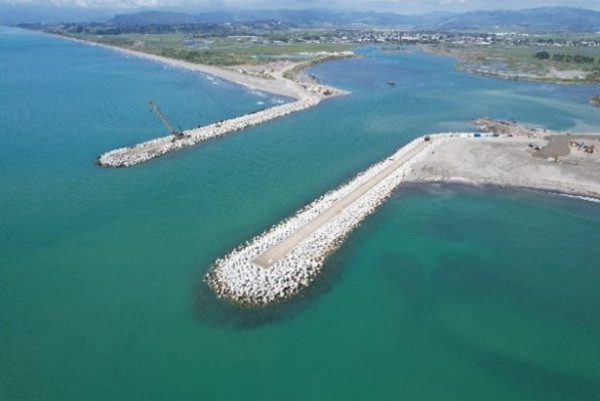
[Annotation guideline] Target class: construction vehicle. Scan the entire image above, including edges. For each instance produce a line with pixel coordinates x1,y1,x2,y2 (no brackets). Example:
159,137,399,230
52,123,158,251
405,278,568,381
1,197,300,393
149,100,185,140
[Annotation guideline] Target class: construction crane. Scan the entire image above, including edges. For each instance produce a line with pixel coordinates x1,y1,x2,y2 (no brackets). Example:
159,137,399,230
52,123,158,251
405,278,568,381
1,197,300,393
149,100,185,140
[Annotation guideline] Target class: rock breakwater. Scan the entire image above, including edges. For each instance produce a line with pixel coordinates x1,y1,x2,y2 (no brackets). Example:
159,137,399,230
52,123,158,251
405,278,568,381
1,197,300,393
97,95,321,167
205,134,465,306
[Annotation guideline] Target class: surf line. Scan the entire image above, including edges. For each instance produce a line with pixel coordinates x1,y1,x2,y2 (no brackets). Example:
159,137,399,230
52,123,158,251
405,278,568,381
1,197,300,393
93,46,350,167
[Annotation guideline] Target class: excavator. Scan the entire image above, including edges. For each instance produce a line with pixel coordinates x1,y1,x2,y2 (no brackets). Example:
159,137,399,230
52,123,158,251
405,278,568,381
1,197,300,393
149,100,185,140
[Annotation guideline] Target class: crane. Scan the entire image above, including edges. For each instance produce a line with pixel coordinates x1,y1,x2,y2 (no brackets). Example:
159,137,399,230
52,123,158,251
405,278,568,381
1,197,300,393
149,100,185,140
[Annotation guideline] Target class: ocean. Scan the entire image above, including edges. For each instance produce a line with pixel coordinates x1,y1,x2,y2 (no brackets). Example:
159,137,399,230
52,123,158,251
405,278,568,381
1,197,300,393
1,28,598,400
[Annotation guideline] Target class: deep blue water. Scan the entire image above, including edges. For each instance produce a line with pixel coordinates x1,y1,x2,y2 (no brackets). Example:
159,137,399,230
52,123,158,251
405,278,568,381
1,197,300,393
1,28,599,400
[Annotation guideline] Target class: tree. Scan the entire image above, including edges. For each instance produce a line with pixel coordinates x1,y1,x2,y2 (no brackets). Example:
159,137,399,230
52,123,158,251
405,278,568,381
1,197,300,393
535,51,550,60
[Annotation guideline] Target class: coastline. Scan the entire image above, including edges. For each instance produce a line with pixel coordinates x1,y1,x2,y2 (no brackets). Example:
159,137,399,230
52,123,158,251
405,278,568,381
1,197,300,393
405,118,600,199
417,46,600,84
49,32,351,100
456,65,594,84
39,31,600,300
52,34,352,166
4,27,600,400
399,180,600,202
404,135,600,199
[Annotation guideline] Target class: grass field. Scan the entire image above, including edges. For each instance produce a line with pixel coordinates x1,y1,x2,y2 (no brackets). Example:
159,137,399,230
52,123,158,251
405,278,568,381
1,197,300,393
439,44,600,83
75,32,353,66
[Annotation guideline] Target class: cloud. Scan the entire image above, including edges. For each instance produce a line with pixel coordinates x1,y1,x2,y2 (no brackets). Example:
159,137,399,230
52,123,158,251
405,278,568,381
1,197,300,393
438,0,468,4
0,0,180,8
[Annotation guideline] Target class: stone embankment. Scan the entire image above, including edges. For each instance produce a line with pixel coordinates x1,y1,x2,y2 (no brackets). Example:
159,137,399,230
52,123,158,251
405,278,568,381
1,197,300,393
205,133,469,306
473,117,546,137
97,95,321,167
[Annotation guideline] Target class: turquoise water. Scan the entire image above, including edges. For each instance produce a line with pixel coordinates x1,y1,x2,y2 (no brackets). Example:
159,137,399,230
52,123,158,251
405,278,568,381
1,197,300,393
1,28,599,400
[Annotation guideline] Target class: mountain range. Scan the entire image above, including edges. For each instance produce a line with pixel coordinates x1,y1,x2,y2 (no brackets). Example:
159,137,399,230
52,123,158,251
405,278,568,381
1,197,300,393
107,7,600,31
3,6,600,32
108,9,448,27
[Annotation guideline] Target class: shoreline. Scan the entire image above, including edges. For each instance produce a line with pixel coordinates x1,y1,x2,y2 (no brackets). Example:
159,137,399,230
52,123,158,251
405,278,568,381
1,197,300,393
416,46,600,84
408,173,600,201
399,180,600,201
406,118,600,199
456,65,595,84
51,33,352,167
206,120,599,307
49,32,351,100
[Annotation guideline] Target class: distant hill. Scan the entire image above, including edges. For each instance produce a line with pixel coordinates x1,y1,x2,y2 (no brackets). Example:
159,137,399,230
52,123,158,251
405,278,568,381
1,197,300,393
433,7,600,31
5,6,600,32
108,7,600,31
109,9,449,27
110,11,204,25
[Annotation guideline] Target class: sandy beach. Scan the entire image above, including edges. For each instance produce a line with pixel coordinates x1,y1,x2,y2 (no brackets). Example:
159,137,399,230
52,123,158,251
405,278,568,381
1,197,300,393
108,47,306,99
62,36,350,100
83,37,351,166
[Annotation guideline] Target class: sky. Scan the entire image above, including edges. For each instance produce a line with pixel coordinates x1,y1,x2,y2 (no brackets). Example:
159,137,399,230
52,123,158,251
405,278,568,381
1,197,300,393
2,0,600,14
2,0,600,24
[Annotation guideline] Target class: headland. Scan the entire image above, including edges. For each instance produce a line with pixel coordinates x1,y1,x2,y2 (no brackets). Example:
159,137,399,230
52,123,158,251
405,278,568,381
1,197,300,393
206,119,600,307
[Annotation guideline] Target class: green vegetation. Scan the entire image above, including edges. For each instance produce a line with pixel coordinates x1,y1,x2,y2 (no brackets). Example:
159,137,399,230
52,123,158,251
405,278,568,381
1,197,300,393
446,44,600,83
25,21,600,82
551,53,595,63
64,31,353,66
281,52,354,80
538,50,597,64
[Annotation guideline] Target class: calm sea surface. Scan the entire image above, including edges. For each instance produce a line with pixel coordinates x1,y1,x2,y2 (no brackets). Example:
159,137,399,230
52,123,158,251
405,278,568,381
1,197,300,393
1,27,599,400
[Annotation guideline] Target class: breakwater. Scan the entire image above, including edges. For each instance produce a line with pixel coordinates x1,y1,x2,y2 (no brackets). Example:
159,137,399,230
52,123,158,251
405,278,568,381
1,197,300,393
91,41,351,167
205,133,469,306
97,95,321,167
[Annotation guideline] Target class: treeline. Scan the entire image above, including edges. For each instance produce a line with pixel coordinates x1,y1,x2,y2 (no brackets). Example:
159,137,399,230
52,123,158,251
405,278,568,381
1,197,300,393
158,48,251,66
19,21,296,37
535,51,596,63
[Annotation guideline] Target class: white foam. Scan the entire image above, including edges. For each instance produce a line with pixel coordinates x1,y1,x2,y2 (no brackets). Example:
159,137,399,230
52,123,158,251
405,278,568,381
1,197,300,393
560,194,600,204
247,89,267,98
